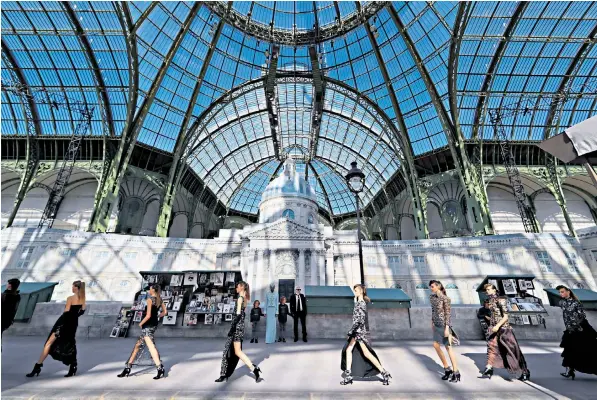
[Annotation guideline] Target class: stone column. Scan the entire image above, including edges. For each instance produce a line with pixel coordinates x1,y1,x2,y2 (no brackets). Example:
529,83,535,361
255,250,265,303
240,249,248,282
269,249,276,293
298,249,306,289
319,251,326,286
246,250,255,290
310,250,318,286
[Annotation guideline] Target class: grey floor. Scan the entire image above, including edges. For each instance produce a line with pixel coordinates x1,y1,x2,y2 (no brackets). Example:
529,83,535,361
1,336,595,400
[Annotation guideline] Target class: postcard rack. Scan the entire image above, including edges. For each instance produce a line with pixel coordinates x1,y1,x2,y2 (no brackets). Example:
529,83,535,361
134,270,242,328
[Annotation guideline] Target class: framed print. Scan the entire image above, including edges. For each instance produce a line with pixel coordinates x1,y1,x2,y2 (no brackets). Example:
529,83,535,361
225,314,233,322
110,327,119,338
163,312,177,325
502,279,517,295
184,272,197,286
205,314,213,325
133,311,143,322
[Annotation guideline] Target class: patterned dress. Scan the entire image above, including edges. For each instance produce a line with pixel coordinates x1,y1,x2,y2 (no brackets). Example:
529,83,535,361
485,294,528,375
341,299,382,377
128,296,162,367
220,296,246,377
559,297,597,375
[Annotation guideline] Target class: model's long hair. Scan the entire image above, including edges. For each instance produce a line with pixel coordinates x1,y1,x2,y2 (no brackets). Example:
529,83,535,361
556,285,578,301
238,281,251,306
353,284,371,303
429,280,447,296
483,283,497,292
73,280,86,303
150,284,162,306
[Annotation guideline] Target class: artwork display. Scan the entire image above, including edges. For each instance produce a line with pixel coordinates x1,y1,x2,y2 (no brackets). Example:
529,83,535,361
163,312,177,325
502,279,517,295
184,272,197,286
170,275,183,286
110,307,133,339
205,314,213,325
133,311,143,322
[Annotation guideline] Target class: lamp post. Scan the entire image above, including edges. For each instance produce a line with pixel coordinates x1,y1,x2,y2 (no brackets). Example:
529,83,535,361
345,161,366,285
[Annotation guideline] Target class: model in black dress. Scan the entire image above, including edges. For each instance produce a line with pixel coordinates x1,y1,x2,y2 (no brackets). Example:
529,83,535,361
26,280,86,378
556,285,597,379
216,281,263,382
117,284,167,380
341,284,391,385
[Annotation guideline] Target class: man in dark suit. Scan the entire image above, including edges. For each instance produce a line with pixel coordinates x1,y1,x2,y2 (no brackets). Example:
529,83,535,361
289,286,307,342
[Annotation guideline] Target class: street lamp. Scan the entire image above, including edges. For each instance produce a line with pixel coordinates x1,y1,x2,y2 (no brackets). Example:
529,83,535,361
345,161,366,285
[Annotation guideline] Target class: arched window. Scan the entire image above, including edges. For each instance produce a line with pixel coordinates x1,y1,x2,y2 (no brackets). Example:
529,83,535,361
308,213,314,224
415,283,428,289
283,209,295,220
446,283,458,289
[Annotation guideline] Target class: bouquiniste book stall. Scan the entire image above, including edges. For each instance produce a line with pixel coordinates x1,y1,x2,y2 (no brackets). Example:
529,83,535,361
131,270,242,328
476,275,548,334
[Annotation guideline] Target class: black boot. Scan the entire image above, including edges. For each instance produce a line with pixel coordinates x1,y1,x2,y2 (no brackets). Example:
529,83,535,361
481,367,493,379
381,370,392,385
282,338,286,342
65,363,77,377
255,338,258,343
215,376,228,382
153,364,165,380
117,364,131,378
250,338,255,343
518,369,530,382
561,368,575,380
441,367,453,380
26,363,43,378
449,370,461,383
340,369,353,385
252,364,262,382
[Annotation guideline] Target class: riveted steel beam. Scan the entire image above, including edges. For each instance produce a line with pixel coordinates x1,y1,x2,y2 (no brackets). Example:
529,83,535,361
89,3,200,232
157,3,228,237
308,45,324,160
388,3,492,235
308,161,335,226
265,45,281,159
62,2,114,138
1,41,42,228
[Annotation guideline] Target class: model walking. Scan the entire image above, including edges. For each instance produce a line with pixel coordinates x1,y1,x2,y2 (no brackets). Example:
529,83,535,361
265,283,278,344
429,280,460,382
341,284,391,385
557,285,597,379
26,280,86,378
480,283,530,381
215,281,263,382
117,284,167,380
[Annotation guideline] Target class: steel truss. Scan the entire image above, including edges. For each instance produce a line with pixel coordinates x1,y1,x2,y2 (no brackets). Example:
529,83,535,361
205,1,387,46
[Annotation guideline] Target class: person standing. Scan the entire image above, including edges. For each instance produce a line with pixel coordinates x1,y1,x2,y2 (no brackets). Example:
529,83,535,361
265,283,278,344
250,300,265,343
429,280,460,382
480,283,530,381
215,281,262,382
117,284,167,380
2,278,21,336
277,296,290,342
556,285,597,379
290,286,307,342
26,281,85,378
340,284,391,385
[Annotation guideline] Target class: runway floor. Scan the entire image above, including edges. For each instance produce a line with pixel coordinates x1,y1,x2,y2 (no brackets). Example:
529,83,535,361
1,336,595,399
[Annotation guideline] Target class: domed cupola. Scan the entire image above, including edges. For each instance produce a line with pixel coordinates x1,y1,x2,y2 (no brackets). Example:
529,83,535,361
259,158,318,225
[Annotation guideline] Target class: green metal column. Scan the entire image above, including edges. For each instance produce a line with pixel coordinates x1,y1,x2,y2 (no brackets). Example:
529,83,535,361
89,4,200,233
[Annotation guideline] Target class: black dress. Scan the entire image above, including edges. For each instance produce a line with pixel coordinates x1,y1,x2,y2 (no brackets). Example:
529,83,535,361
559,298,597,375
341,300,382,378
47,304,84,366
220,296,246,378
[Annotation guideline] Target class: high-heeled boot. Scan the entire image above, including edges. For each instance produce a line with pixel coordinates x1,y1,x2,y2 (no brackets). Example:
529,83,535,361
153,364,165,380
215,375,228,382
252,364,262,382
449,370,461,383
441,367,453,380
381,370,392,385
26,363,43,378
481,367,493,379
117,364,131,378
340,370,353,385
65,363,77,377
518,369,530,381
561,368,575,380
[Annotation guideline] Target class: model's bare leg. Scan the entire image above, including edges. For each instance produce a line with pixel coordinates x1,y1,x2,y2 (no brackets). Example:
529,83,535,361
143,337,162,366
358,342,385,372
433,341,449,368
233,341,254,369
445,345,459,371
126,339,142,365
345,338,356,371
36,333,57,364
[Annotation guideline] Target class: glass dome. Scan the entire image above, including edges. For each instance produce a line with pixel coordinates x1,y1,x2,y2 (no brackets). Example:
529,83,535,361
1,1,596,218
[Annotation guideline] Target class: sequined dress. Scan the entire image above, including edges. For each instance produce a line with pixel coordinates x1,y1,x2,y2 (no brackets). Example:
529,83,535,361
220,296,246,377
559,298,597,375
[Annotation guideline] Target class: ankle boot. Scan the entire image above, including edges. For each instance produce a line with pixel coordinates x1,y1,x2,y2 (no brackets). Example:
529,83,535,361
449,370,461,383
441,368,453,380
26,363,43,378
153,364,165,380
117,365,131,378
381,370,392,385
340,369,353,385
561,368,575,380
252,364,262,382
215,375,228,382
65,363,77,377
481,366,493,379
